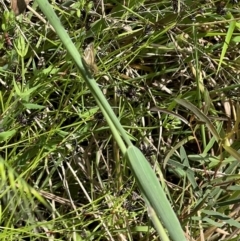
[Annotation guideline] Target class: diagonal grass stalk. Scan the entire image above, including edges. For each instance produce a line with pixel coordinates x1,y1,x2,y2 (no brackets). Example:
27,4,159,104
35,1,187,240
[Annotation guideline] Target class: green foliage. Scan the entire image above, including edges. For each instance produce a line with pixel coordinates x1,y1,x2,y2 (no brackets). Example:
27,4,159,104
1,0,240,240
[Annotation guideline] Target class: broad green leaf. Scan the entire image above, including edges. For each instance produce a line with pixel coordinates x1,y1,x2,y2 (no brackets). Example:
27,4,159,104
126,146,186,241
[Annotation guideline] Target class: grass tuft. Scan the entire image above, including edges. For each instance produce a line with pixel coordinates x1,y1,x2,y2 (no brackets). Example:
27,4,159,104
1,0,240,240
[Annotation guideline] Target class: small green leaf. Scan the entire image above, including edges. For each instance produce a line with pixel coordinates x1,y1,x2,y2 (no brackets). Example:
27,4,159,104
0,130,16,142
13,79,41,101
232,36,240,43
22,103,45,109
14,35,29,57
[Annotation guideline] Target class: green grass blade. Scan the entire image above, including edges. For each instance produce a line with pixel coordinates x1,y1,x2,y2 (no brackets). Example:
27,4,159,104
36,1,186,239
126,146,186,241
36,0,131,149
175,98,221,141
217,13,236,74
222,144,240,162
163,136,195,168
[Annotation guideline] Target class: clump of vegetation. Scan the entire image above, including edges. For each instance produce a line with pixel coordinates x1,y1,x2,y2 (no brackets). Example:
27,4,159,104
1,0,240,240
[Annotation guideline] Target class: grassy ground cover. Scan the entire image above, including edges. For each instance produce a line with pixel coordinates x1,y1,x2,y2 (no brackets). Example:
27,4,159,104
1,0,240,240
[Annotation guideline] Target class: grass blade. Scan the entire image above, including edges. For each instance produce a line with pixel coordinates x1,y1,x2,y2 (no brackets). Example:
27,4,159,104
175,98,221,142
36,1,187,240
126,146,186,241
36,0,131,149
217,13,236,74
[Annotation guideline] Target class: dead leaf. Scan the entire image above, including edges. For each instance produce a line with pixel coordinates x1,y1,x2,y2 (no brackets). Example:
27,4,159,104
11,0,29,15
